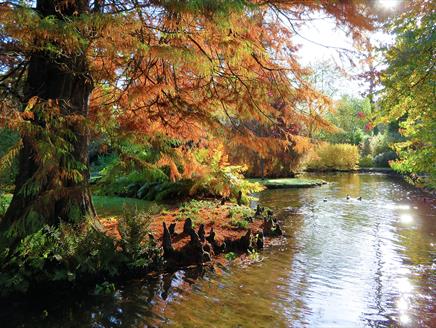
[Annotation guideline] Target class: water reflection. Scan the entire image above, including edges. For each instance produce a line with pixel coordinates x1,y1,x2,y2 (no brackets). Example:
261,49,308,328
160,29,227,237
400,213,414,225
1,173,435,327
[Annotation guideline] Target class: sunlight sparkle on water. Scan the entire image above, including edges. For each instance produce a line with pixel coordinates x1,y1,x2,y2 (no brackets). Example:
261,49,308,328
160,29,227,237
397,277,413,293
378,0,400,10
397,278,413,326
397,297,408,311
400,314,411,325
400,214,414,224
384,203,410,210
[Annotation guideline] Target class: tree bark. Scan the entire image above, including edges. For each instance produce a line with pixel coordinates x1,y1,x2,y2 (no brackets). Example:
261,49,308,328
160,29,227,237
1,0,95,234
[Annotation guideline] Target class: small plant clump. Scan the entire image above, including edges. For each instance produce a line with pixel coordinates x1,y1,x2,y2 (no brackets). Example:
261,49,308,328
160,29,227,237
93,281,116,295
176,199,217,225
247,249,262,262
227,205,254,229
118,210,162,271
0,211,162,296
224,252,237,261
228,205,254,220
229,218,249,229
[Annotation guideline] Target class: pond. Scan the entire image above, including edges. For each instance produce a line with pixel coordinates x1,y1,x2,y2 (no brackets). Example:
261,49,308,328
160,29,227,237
2,173,435,327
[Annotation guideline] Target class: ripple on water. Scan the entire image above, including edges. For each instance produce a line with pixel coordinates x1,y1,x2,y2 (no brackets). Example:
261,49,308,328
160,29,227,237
1,173,435,328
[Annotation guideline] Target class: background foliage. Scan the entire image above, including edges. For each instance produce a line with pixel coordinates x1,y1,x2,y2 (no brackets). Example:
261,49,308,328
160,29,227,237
378,0,435,187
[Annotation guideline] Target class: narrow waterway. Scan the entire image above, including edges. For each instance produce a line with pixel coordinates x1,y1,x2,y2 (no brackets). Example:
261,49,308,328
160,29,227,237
4,173,436,327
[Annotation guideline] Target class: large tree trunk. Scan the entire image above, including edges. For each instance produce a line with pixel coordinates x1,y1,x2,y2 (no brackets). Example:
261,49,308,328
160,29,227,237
1,0,95,235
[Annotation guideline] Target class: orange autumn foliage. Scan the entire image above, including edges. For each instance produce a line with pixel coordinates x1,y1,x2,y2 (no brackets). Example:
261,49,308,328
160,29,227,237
0,1,379,178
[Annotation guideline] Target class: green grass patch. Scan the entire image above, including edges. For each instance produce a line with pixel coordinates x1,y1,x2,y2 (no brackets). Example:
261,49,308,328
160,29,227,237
225,204,254,229
229,217,249,229
249,178,326,189
228,205,254,220
175,199,216,226
0,194,161,218
92,196,162,217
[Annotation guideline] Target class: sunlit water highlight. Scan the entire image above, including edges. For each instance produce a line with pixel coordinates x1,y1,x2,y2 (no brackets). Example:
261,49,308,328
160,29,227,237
2,173,435,327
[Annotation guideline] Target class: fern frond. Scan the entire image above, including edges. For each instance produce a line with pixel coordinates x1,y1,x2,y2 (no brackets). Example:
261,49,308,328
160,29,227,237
0,139,22,174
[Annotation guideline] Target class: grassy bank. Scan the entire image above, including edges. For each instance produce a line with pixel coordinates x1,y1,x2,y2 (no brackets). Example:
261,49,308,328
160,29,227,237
92,196,162,217
0,193,160,218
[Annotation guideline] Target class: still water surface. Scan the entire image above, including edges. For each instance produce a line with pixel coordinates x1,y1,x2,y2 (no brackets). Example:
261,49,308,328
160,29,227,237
4,173,436,327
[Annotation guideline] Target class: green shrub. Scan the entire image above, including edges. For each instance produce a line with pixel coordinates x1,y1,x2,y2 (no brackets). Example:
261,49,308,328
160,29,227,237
359,155,374,168
305,143,360,170
153,180,193,201
0,211,161,296
374,151,397,167
92,139,169,197
96,167,168,197
367,128,403,158
93,139,264,204
190,148,264,204
317,96,371,145
369,132,391,157
0,222,116,295
360,136,372,157
118,210,161,270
